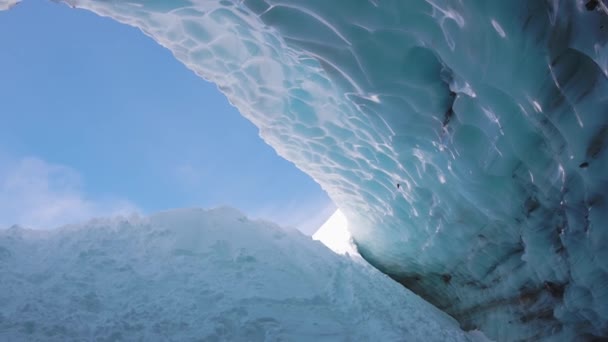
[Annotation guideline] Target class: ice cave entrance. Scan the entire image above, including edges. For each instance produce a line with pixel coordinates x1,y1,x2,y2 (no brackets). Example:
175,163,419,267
0,0,334,234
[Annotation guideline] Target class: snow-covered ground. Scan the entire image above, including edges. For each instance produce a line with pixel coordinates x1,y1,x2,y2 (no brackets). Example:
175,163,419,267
0,207,478,341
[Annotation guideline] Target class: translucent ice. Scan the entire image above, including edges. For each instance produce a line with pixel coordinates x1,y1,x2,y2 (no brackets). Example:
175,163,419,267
3,0,608,340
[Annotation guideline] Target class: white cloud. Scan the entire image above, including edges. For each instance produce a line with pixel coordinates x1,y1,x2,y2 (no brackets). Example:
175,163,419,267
0,156,138,229
0,0,20,11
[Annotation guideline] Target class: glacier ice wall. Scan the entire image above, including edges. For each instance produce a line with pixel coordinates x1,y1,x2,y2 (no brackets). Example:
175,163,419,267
0,208,474,341
4,0,608,340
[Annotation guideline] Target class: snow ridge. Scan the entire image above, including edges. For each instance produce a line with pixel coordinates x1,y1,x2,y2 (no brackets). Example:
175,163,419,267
0,208,473,341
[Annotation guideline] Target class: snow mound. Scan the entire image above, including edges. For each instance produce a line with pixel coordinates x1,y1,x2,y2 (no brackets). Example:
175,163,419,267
0,207,473,341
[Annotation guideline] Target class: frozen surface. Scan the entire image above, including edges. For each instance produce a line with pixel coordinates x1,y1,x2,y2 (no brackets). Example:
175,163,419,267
0,208,473,341
3,0,608,340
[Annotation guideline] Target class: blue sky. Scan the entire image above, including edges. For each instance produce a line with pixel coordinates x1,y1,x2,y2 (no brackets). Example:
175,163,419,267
0,0,334,234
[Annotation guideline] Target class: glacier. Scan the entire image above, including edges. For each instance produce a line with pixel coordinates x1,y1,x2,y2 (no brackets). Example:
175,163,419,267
0,208,476,341
2,0,608,340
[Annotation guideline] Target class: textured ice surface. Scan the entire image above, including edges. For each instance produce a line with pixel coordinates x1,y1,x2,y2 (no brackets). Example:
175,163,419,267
4,0,608,340
0,208,474,341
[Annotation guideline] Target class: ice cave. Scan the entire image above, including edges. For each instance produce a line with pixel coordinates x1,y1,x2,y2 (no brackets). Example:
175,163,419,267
1,0,607,341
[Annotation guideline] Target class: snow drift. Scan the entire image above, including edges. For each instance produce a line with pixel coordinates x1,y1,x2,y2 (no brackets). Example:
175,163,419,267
0,208,474,341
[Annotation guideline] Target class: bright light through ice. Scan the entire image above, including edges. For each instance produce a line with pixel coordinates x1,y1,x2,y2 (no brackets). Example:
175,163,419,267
313,209,358,256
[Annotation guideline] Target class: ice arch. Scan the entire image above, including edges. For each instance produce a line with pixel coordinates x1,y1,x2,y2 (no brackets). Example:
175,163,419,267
3,0,608,340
